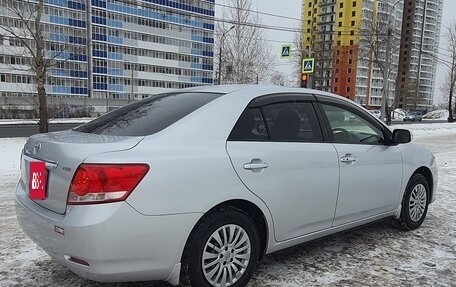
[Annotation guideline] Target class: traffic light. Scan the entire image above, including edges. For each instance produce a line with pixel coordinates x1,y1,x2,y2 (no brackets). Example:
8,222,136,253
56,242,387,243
301,74,308,88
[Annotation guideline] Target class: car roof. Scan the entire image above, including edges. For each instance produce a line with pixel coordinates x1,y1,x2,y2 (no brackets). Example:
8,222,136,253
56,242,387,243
177,84,353,102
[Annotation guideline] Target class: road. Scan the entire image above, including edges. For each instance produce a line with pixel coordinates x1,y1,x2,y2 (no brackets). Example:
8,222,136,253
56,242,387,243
0,123,80,138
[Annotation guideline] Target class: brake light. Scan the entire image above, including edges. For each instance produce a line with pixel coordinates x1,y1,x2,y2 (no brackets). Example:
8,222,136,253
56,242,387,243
68,164,149,205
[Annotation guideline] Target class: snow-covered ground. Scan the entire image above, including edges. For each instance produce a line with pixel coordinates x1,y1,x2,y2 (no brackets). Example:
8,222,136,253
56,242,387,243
0,124,455,286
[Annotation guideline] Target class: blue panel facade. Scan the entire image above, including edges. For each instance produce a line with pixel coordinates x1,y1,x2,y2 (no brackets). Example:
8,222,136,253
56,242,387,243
1,0,215,99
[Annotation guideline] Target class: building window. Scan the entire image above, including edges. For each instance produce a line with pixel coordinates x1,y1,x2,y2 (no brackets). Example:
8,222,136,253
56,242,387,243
352,11,356,17
347,87,351,92
339,12,343,17
351,20,355,26
353,1,356,7
349,59,352,64
339,21,342,27
350,30,354,35
348,78,351,82
348,68,352,73
340,3,343,8
350,39,354,45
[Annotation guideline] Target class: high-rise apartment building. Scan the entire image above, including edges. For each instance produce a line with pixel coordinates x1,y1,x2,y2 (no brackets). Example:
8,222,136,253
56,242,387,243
302,0,442,110
396,0,443,110
0,0,214,109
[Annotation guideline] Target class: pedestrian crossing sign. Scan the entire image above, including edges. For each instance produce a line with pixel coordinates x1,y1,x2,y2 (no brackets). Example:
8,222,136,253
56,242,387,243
281,45,291,59
302,58,315,74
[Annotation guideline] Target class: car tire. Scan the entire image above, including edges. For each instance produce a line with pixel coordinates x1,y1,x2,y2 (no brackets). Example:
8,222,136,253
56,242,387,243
398,173,430,230
180,206,260,287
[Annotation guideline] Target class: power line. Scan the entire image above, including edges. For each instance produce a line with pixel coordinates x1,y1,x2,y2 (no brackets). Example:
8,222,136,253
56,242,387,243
213,1,302,22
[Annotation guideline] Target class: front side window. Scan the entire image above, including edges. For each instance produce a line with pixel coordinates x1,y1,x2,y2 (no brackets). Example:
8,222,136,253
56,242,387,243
262,102,323,142
321,104,385,145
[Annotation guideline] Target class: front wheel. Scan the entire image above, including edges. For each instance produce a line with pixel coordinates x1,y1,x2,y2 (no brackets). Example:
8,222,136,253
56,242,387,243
181,207,260,287
398,173,430,230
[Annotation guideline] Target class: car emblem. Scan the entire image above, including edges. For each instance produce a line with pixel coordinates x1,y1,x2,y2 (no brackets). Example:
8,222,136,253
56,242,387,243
33,142,42,155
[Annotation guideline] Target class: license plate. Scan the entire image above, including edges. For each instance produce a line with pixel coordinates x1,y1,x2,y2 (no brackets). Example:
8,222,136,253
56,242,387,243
29,161,47,200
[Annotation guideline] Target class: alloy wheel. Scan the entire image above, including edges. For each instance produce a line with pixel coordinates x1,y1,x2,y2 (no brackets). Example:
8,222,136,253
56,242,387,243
409,183,427,222
202,224,251,287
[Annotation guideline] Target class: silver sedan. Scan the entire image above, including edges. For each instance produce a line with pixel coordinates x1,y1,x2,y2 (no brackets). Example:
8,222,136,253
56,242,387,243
16,85,438,287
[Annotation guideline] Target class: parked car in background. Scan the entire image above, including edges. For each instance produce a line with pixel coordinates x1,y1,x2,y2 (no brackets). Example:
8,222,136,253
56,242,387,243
403,111,423,122
16,86,438,287
369,110,381,119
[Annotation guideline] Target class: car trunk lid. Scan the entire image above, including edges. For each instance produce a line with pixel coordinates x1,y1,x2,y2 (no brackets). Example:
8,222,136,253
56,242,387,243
20,130,143,214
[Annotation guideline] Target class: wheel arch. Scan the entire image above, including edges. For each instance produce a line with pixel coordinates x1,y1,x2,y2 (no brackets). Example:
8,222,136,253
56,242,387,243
181,199,269,263
413,166,434,201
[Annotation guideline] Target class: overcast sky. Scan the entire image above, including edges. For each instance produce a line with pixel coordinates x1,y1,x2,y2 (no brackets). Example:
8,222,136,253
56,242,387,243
216,0,454,106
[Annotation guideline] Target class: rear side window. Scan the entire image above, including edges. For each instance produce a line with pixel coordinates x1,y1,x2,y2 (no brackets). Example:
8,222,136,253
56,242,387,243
228,108,268,141
74,92,222,136
262,102,323,142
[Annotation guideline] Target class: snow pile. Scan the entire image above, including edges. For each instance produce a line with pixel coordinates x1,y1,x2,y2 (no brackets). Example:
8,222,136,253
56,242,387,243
423,110,449,120
392,109,407,120
1,124,456,286
393,122,456,137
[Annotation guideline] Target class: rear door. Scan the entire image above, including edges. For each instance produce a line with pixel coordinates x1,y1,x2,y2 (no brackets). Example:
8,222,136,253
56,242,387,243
317,100,403,226
226,94,340,242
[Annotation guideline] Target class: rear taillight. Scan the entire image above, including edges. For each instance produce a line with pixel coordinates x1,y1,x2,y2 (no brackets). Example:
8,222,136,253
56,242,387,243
68,164,149,205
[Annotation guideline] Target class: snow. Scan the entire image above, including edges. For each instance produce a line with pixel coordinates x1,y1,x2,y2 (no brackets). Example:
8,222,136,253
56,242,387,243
1,124,456,286
0,118,93,125
392,108,407,120
423,110,449,120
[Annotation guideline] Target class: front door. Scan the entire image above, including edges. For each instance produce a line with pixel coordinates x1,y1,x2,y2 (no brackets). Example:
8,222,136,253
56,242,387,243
319,103,403,226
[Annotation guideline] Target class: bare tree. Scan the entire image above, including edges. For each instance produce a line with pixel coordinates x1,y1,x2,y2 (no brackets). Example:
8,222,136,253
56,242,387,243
358,2,402,125
292,32,306,87
0,0,78,132
441,22,456,122
216,0,274,84
269,71,288,86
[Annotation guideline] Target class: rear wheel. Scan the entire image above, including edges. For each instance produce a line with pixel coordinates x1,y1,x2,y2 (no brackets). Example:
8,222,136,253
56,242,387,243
181,207,260,287
398,173,430,230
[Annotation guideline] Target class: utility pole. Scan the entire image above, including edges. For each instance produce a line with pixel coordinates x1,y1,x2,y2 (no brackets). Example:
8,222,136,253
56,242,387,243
449,54,455,122
130,63,134,104
381,26,392,124
218,25,235,85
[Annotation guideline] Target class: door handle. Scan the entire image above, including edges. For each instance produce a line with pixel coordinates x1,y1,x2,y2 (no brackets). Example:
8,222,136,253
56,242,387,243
340,153,357,164
243,159,269,172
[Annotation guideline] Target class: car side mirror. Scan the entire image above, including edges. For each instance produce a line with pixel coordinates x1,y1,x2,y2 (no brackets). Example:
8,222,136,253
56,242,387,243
393,129,411,144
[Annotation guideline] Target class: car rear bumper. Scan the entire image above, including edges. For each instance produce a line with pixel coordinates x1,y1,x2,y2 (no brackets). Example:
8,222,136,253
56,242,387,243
15,182,202,284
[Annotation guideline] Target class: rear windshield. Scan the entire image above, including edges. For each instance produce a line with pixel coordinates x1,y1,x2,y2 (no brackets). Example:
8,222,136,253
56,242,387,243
74,92,223,136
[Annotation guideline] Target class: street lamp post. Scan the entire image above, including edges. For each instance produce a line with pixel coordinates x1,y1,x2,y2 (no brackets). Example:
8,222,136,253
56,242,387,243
124,60,134,104
218,25,235,85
